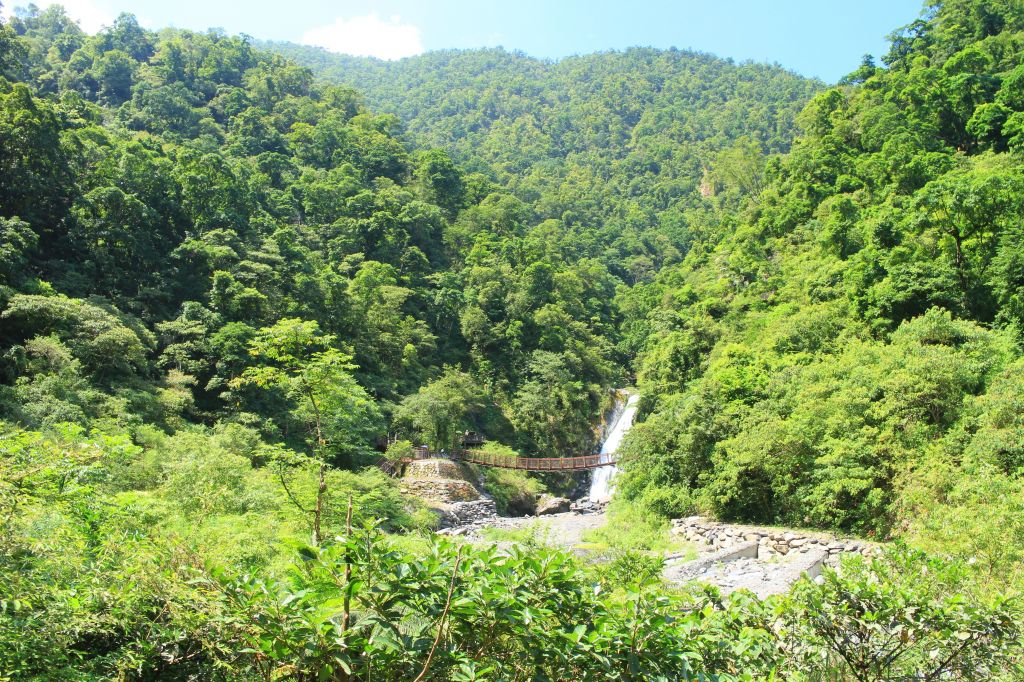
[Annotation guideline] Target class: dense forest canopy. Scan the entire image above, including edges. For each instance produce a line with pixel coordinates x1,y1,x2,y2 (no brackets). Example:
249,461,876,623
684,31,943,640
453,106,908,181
1,0,1024,678
266,42,821,285
269,0,1024,548
0,3,823,462
611,0,1024,556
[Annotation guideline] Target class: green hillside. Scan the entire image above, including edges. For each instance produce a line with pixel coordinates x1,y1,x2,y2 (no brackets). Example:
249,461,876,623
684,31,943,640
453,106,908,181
1,0,1023,679
615,0,1024,559
265,42,821,283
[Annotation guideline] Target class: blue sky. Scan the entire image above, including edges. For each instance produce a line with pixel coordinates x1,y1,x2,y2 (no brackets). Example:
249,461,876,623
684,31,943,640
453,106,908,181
9,0,926,82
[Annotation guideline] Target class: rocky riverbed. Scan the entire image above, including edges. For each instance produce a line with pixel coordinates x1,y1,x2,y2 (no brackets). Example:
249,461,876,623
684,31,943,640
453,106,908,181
399,457,876,597
438,505,878,598
438,499,608,547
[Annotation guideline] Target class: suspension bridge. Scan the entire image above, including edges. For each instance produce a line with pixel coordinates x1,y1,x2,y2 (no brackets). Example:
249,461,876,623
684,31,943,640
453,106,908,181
377,446,618,477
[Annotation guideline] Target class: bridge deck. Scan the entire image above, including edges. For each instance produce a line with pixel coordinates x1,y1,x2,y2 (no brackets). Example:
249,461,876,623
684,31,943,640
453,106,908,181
379,448,617,474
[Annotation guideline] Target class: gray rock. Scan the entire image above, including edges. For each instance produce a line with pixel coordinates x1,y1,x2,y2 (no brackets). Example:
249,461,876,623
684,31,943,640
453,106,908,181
436,499,498,528
569,499,603,515
536,495,572,515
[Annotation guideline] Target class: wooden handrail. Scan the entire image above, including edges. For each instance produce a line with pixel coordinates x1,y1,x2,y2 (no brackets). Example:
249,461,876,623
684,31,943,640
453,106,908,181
379,447,618,473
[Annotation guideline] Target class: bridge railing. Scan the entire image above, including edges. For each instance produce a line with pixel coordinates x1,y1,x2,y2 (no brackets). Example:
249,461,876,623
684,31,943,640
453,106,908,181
377,446,617,475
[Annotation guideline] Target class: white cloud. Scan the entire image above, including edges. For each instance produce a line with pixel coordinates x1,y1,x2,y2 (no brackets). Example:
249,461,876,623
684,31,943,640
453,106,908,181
301,13,423,60
59,0,113,33
2,0,114,34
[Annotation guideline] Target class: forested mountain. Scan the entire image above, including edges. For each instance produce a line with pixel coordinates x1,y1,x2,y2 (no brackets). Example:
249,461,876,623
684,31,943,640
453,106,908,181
0,7,637,460
614,0,1024,566
2,0,1024,679
273,3,1024,565
0,9,824,460
266,43,820,284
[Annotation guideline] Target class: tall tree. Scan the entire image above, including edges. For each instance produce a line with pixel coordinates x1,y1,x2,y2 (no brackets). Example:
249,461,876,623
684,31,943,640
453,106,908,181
231,318,378,543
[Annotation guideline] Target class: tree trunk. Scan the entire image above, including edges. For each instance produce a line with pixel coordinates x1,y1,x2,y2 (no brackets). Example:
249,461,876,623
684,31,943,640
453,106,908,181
313,462,326,545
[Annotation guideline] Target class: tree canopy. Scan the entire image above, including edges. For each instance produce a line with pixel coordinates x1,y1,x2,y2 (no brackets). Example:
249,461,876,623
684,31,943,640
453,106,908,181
2,0,1024,678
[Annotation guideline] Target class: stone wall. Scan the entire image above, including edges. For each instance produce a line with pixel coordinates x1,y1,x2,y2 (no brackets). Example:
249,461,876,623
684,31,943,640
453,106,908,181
399,458,484,506
400,478,481,505
399,458,499,529
672,516,880,565
403,459,476,481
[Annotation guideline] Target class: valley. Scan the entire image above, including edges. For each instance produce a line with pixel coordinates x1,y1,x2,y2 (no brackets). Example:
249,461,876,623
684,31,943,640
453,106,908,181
1,0,1023,679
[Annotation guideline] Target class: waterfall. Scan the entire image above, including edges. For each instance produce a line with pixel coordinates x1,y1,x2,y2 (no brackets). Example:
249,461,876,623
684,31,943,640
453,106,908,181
589,392,640,502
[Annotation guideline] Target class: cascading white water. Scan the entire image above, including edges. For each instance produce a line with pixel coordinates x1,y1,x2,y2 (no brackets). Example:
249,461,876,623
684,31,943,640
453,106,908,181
589,392,640,502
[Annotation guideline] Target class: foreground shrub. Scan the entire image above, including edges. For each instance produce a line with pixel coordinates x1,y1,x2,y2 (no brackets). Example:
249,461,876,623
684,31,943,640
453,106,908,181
2,423,1020,680
784,546,1023,681
208,531,1022,681
216,524,782,681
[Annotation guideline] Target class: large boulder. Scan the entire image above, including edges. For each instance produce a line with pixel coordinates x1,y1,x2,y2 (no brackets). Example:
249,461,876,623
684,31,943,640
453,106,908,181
535,495,571,515
498,488,538,516
435,499,499,529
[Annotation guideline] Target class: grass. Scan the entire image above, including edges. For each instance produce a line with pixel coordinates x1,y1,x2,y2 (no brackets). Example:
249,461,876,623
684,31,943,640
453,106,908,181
580,500,694,558
385,531,435,556
479,521,554,550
